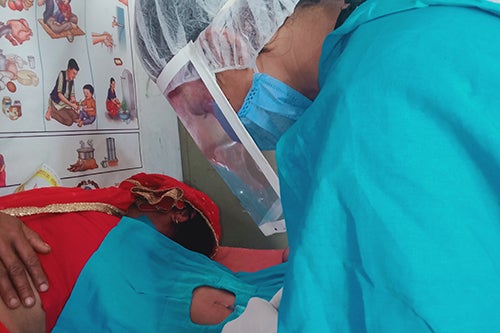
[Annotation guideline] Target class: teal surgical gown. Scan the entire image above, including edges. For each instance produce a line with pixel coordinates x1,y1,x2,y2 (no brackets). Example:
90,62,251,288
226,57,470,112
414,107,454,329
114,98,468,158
53,216,285,332
277,0,500,332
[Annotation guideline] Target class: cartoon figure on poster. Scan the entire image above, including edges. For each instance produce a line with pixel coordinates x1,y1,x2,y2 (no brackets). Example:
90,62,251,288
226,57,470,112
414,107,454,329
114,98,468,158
37,0,84,42
105,77,121,118
55,0,72,23
67,140,98,172
77,83,96,127
45,58,80,126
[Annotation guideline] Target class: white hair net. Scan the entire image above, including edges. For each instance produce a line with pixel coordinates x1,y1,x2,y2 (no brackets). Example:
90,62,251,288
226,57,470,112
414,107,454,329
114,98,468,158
135,0,300,83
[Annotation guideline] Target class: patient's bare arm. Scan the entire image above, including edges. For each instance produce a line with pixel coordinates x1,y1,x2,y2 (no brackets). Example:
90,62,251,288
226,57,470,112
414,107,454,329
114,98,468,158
0,212,50,309
191,286,236,325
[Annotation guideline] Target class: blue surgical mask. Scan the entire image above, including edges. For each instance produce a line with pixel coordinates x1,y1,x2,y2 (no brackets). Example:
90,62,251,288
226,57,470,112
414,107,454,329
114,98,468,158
238,73,312,150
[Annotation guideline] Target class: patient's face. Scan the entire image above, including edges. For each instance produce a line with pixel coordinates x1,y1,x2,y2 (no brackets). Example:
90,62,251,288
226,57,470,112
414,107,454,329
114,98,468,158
126,205,175,238
146,210,177,237
127,204,194,239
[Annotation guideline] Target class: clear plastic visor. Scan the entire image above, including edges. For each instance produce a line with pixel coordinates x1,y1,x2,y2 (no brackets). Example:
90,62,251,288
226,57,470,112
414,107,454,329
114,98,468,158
157,42,285,235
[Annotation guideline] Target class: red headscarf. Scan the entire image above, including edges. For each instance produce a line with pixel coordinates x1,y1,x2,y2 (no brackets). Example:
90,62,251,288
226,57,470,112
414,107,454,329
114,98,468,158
120,173,221,248
0,172,220,253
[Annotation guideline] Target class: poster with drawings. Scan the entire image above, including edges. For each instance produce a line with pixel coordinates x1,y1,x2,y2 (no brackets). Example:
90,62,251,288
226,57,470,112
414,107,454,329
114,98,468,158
0,0,143,195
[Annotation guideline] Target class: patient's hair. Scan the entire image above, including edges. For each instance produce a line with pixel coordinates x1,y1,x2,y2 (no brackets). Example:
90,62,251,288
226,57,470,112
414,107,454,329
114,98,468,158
172,210,216,258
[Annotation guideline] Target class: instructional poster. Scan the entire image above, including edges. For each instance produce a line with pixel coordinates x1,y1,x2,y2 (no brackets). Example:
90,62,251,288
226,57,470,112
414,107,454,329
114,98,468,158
0,0,144,194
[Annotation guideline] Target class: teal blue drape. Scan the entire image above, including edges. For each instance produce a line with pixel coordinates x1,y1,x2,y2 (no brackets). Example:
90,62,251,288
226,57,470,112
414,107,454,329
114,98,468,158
277,1,500,331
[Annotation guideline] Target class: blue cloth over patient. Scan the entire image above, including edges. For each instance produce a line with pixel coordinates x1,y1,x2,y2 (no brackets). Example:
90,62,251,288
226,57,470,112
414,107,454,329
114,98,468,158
53,216,284,332
277,0,500,332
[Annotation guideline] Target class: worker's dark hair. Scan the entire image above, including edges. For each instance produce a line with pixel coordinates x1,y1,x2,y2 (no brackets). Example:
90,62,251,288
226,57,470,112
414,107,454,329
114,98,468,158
297,0,320,5
296,0,366,28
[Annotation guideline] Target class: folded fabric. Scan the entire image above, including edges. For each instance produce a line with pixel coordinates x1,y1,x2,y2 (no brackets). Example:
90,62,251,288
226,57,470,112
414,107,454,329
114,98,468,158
53,216,285,332
277,0,500,331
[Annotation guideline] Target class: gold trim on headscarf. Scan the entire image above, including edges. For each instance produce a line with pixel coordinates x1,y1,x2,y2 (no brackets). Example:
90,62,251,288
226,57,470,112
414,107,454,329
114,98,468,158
125,178,219,257
1,203,126,217
126,179,184,205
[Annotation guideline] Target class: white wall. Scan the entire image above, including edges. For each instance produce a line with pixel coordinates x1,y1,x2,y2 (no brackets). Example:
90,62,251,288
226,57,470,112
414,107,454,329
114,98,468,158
131,44,183,180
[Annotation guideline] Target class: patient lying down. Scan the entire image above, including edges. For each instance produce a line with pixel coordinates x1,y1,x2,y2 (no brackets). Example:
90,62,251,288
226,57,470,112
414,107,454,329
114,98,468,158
0,173,286,333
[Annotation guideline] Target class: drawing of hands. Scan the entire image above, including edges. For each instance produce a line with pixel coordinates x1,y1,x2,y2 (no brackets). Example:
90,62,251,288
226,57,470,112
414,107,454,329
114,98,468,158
92,32,114,49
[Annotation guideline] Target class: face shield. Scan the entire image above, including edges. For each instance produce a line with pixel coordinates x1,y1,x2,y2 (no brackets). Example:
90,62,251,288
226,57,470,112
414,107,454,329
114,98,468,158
136,0,301,235
158,43,284,235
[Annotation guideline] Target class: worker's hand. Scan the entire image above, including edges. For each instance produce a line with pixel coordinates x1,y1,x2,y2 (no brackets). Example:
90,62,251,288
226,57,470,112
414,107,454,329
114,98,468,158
222,289,282,333
0,212,50,309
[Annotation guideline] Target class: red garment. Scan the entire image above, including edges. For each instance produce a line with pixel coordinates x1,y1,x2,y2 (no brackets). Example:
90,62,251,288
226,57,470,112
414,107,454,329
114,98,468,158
25,212,118,331
106,99,120,117
0,173,220,332
0,321,9,333
57,1,72,20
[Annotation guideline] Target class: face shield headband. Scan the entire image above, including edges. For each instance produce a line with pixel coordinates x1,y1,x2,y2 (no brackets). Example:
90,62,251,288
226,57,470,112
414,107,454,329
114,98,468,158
156,42,285,236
